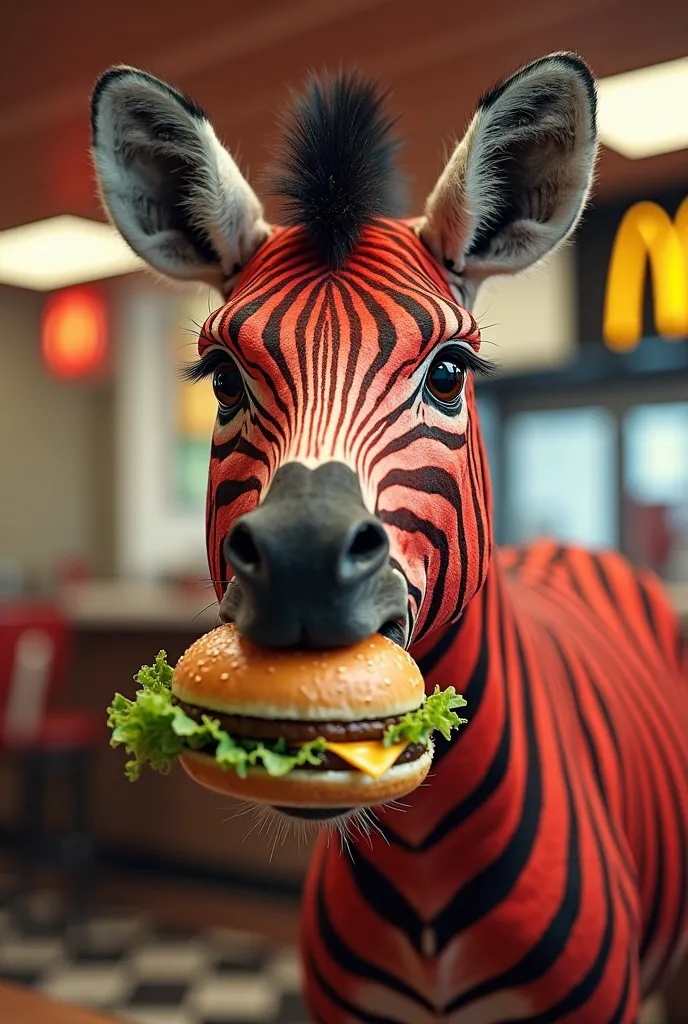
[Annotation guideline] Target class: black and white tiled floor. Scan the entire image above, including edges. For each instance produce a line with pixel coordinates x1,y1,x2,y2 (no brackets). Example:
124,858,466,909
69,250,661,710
1,885,671,1024
0,885,307,1023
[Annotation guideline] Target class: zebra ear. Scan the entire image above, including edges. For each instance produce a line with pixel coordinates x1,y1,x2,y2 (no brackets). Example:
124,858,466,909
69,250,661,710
91,67,269,290
419,53,597,293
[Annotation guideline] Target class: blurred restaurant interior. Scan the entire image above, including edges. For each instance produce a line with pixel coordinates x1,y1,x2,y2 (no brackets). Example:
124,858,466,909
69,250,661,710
1,1,688,1022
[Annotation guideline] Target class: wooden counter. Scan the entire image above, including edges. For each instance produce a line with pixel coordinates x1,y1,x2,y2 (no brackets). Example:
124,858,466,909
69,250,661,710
0,982,116,1024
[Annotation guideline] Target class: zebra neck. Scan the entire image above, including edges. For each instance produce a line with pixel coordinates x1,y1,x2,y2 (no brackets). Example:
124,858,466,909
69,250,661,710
368,555,510,847
410,552,502,697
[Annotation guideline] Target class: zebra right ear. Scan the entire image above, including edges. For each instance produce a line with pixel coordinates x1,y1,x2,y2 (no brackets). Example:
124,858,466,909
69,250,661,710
90,67,270,292
419,53,597,299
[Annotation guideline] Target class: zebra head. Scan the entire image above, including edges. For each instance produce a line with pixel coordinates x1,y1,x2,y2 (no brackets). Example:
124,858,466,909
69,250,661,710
91,54,597,650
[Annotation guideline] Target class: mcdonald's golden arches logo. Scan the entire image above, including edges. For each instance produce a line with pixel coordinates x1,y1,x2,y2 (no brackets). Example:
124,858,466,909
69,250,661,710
603,197,688,351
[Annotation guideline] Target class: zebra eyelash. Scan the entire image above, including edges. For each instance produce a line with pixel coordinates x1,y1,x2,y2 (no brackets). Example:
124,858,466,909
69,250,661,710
434,343,497,379
181,344,498,384
179,347,236,384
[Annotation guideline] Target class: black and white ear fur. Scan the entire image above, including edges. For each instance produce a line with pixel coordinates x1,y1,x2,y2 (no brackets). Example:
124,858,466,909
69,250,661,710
91,67,269,292
419,53,597,305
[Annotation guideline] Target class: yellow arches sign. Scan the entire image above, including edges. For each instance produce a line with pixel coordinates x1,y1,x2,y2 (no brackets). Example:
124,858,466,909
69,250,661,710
603,197,688,351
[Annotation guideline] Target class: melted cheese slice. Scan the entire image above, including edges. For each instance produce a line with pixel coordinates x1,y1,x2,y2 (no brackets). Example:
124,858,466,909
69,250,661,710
324,739,409,779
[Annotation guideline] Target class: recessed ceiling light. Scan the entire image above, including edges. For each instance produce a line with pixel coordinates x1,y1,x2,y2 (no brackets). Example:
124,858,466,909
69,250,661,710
598,56,688,159
0,215,143,290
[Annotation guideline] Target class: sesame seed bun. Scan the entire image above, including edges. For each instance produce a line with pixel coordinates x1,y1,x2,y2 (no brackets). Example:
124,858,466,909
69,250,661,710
172,624,424,721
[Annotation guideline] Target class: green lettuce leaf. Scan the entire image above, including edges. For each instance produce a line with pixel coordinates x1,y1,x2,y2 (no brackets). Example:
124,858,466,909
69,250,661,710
382,685,467,747
107,651,325,782
106,652,467,783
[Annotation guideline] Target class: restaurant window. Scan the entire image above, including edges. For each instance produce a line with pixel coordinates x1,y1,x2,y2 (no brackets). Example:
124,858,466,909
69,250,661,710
504,406,617,549
623,402,688,581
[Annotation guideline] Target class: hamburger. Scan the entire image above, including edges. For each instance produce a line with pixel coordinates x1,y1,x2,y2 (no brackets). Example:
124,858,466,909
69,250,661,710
107,624,466,809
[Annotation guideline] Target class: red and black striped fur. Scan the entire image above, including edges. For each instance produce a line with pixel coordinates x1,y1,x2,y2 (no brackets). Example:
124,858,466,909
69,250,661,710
200,221,490,645
92,53,688,1022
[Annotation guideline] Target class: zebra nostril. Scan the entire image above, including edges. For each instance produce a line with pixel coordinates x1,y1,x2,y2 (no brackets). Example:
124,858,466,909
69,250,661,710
226,522,264,577
348,524,385,558
218,464,408,648
338,520,389,583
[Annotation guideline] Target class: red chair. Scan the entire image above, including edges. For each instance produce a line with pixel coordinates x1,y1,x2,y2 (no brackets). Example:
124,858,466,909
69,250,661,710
0,602,101,918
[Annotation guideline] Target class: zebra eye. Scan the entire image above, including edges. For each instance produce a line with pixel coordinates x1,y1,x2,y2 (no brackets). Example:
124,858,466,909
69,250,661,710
212,361,244,413
426,358,466,405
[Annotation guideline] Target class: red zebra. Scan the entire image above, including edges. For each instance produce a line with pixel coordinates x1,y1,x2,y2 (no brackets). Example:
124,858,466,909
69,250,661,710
91,54,688,1022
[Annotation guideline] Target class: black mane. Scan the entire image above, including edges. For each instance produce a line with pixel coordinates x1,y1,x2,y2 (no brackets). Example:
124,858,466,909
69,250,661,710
269,71,406,268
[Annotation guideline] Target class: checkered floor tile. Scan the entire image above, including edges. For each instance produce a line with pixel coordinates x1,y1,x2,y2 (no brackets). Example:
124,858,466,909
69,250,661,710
0,883,307,1023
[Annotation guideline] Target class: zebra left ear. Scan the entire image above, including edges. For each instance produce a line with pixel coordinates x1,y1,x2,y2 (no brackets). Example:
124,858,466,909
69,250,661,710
419,53,597,293
91,66,270,292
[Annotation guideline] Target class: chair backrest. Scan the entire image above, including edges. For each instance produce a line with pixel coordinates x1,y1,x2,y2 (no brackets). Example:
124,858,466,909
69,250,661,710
0,603,70,743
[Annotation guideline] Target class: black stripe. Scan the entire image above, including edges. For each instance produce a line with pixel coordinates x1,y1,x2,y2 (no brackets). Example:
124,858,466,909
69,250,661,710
213,475,262,512
568,569,688,952
416,615,462,676
303,948,408,1023
550,632,608,809
312,861,433,1011
379,466,469,627
639,799,665,964
347,851,428,957
369,421,467,475
385,613,503,851
379,506,450,635
446,617,581,1011
431,617,542,950
321,283,340,453
604,950,635,1024
389,556,422,610
341,275,402,452
293,278,329,454
360,379,427,473
466,399,487,590
356,352,427,454
261,280,317,432
330,278,365,444
499,744,621,1024
212,435,271,469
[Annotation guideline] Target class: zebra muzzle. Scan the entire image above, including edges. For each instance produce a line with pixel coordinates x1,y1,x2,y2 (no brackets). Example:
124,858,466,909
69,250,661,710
220,461,408,650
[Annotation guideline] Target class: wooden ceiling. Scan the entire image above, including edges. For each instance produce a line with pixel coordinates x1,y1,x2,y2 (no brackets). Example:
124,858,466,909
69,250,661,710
0,0,687,234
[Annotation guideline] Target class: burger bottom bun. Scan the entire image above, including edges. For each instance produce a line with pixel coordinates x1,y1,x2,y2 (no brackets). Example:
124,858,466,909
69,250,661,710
179,746,433,808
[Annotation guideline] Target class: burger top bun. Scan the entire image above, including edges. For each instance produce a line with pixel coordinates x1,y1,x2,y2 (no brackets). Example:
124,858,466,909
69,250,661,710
172,624,423,721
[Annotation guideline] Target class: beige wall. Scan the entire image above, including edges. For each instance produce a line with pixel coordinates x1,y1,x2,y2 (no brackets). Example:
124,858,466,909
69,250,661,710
0,283,113,587
474,246,576,374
